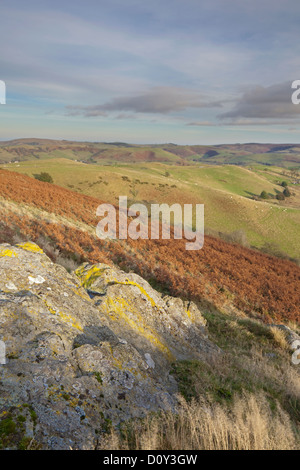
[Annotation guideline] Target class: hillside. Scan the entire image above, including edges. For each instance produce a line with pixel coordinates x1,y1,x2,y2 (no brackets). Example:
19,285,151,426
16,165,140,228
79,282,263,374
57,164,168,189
0,169,300,450
0,138,300,168
0,169,299,324
5,158,300,259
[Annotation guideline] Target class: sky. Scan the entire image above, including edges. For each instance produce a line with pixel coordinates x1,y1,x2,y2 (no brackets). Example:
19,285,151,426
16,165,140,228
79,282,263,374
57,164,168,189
1,0,300,144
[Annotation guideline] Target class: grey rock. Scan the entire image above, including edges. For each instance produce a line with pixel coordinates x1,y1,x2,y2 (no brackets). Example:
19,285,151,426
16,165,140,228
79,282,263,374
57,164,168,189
0,242,219,449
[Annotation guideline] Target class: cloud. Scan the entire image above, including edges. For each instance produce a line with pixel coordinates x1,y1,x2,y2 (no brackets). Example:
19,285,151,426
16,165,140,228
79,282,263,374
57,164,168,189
66,107,107,117
219,82,300,121
186,121,215,127
2,1,300,142
66,87,223,116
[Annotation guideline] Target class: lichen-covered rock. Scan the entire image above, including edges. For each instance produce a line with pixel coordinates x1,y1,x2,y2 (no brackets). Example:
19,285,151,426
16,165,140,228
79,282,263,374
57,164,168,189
76,263,217,376
0,242,218,450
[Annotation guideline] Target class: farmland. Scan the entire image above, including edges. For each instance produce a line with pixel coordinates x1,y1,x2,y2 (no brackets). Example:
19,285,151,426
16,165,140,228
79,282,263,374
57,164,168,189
4,157,300,259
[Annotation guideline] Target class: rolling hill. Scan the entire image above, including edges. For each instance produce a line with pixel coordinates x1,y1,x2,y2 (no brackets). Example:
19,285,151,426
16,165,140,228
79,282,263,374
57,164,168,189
4,157,300,259
0,138,300,168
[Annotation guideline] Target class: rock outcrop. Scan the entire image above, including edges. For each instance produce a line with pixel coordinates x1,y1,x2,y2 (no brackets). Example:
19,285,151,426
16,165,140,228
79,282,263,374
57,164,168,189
0,242,218,449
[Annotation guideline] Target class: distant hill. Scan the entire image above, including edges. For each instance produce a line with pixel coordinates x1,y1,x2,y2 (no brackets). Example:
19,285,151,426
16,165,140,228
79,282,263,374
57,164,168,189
0,138,300,168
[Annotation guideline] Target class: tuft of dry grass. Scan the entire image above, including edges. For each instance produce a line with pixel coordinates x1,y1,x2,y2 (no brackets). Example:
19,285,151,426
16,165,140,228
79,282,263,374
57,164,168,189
270,326,289,350
99,392,299,451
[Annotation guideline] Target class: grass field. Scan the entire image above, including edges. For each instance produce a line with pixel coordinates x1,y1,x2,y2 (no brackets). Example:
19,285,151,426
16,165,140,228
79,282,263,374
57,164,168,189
1,139,300,168
3,158,300,258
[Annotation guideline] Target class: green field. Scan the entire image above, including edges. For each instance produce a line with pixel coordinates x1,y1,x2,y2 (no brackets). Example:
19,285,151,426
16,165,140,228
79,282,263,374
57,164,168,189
4,158,300,259
1,139,300,168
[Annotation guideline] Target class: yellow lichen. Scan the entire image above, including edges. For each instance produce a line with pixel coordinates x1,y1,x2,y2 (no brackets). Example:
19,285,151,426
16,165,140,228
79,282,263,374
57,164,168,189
185,309,194,321
113,279,161,310
43,299,83,331
185,307,206,326
16,242,44,254
75,265,108,289
0,248,18,258
72,287,92,302
76,266,161,311
103,296,174,361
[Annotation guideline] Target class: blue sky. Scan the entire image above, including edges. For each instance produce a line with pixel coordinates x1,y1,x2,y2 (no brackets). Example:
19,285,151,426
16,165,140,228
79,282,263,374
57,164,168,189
1,0,300,144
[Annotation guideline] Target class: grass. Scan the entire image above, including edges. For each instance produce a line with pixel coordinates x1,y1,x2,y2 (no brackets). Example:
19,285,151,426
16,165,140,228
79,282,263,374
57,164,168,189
100,393,299,450
0,404,39,449
269,326,289,350
4,158,300,258
100,309,300,450
1,139,300,168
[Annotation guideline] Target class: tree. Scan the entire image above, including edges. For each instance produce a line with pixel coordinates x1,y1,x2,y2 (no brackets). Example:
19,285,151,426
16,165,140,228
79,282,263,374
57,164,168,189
283,188,291,197
276,192,285,201
260,191,269,199
34,172,53,184
281,181,288,188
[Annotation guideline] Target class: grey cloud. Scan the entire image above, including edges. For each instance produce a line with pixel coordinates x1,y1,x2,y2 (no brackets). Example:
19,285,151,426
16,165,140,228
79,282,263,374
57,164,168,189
66,87,223,116
219,82,300,121
66,106,108,117
114,113,138,120
186,121,215,127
